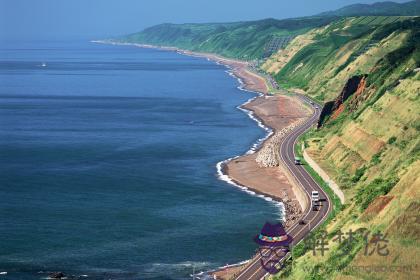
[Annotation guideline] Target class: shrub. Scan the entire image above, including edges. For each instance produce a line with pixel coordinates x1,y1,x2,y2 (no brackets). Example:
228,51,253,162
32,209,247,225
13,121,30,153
398,140,409,149
370,151,383,165
387,136,397,144
292,242,307,259
351,166,367,183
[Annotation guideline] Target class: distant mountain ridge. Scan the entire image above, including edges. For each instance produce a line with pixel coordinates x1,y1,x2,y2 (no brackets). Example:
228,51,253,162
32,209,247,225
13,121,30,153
318,0,420,16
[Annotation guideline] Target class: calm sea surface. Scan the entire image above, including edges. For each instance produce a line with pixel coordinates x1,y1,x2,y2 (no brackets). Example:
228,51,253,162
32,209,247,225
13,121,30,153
0,41,281,279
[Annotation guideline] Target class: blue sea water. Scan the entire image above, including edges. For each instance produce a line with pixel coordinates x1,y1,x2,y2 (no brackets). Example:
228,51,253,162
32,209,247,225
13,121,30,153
0,41,281,280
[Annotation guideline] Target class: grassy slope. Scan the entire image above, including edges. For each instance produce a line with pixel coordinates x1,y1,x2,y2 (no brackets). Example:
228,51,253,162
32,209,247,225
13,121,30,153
271,17,419,280
274,16,415,102
119,17,336,59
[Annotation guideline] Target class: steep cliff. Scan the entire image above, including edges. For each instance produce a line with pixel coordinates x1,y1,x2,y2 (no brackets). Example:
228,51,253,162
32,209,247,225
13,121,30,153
318,75,367,127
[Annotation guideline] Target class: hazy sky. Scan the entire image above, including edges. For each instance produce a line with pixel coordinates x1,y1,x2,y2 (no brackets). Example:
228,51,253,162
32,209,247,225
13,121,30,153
0,0,410,41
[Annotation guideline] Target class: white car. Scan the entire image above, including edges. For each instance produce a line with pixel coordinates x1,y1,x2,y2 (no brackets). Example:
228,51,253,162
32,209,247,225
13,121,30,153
311,191,319,202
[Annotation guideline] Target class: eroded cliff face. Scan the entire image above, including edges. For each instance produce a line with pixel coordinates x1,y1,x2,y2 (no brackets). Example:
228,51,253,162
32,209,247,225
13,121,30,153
348,74,370,112
318,75,367,127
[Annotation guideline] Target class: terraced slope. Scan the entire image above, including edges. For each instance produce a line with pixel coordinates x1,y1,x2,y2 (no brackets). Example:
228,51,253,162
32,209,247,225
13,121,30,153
261,27,323,74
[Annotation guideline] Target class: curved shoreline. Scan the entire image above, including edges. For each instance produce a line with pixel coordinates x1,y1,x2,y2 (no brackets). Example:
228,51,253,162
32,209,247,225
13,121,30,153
92,40,309,278
175,49,313,279
215,72,284,215
97,41,288,214
176,49,312,279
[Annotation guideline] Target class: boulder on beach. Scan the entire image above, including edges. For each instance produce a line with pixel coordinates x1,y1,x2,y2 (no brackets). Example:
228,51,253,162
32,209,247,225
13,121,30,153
255,119,305,168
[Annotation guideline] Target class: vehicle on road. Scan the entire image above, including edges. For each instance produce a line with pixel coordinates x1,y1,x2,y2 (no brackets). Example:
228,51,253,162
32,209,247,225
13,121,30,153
312,200,322,211
311,191,319,202
294,157,301,165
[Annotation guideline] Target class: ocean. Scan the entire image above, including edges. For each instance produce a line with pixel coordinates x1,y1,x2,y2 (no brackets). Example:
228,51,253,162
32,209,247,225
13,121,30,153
0,41,282,279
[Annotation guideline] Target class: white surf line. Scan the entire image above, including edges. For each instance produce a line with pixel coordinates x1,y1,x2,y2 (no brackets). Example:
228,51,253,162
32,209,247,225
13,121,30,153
225,68,274,155
235,102,331,280
213,61,286,215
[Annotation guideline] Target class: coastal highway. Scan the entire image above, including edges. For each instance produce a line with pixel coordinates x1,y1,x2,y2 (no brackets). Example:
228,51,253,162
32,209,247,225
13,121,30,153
234,95,332,280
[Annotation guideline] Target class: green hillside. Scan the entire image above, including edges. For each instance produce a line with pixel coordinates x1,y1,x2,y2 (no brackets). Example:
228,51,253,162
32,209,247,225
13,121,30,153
274,16,418,101
118,17,336,59
271,16,419,280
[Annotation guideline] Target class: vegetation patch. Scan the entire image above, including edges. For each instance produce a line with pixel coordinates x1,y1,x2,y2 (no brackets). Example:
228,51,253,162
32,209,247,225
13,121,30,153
351,165,367,183
355,176,399,211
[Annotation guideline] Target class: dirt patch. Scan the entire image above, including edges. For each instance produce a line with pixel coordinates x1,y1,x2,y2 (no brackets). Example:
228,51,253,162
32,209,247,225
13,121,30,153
331,103,346,120
348,76,368,112
361,195,394,221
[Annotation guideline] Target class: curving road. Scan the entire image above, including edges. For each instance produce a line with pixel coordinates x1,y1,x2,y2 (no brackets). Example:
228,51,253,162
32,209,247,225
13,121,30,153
234,94,332,280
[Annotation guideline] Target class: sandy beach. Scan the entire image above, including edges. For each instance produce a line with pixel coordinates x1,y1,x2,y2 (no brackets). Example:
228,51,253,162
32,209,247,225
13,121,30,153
179,50,269,94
